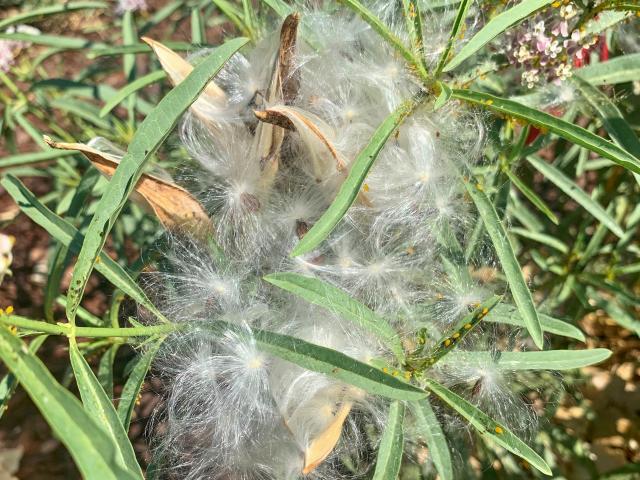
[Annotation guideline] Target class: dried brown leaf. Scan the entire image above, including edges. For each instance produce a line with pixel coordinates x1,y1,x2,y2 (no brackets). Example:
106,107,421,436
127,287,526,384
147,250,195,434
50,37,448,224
141,37,225,100
43,136,210,232
254,106,371,206
254,105,347,173
251,13,300,191
302,401,353,475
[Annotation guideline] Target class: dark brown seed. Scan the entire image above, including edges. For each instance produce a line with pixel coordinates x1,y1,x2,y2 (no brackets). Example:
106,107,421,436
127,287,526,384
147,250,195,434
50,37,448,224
296,220,310,239
241,192,261,212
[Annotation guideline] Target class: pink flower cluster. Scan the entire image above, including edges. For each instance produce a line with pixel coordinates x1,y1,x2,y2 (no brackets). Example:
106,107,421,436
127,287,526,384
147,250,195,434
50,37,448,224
0,26,40,73
116,0,148,14
0,38,23,73
505,2,598,88
0,40,17,73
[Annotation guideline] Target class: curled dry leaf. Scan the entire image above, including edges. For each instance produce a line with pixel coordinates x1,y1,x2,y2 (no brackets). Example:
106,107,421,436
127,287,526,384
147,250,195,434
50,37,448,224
255,106,371,206
141,36,226,123
251,13,300,191
302,401,353,475
43,136,210,233
255,106,347,176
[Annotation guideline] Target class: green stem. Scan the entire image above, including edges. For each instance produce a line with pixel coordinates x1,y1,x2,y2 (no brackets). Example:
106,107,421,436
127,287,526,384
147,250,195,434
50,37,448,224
1,315,181,338
0,71,25,101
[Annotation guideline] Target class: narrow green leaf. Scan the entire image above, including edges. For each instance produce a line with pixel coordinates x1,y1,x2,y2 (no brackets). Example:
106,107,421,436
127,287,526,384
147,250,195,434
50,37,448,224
0,314,178,338
212,0,251,37
51,98,112,130
0,32,105,49
443,0,554,71
0,335,47,420
117,338,164,430
424,378,552,476
56,296,105,327
13,111,48,148
573,74,640,159
339,0,427,79
0,2,107,30
412,399,453,480
0,328,137,479
416,296,501,368
87,42,209,58
452,89,640,174
433,81,452,111
69,339,143,478
209,322,427,401
140,1,183,35
66,37,248,324
98,344,119,399
510,227,569,254
372,401,405,480
32,80,153,114
435,0,472,76
0,175,167,323
441,348,612,370
99,71,166,117
261,0,293,17
578,53,640,86
45,168,101,322
485,303,585,342
0,149,75,168
402,0,427,71
463,177,544,348
588,289,640,336
503,167,559,225
527,155,624,238
264,272,404,361
242,0,258,36
584,11,631,36
121,9,138,125
291,93,424,256
191,8,206,44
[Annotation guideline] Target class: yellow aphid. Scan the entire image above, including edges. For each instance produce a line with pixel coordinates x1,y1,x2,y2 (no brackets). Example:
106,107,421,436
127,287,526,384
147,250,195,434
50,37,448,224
408,2,416,18
452,332,460,339
382,367,389,373
362,183,370,192
392,370,399,377
403,371,412,380
443,339,452,347
464,323,472,330
494,426,504,434
485,99,494,105
5,306,13,315
476,183,483,191
552,1,561,7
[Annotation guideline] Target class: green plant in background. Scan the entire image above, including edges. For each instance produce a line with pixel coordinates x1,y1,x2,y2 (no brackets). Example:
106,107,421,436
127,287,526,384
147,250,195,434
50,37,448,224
0,0,638,479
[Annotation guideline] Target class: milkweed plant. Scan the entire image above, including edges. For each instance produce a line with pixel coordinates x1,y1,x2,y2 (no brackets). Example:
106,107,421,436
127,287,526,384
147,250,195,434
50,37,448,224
0,0,638,479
